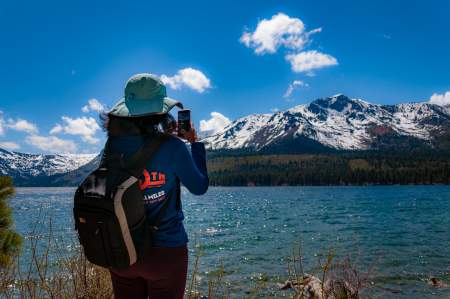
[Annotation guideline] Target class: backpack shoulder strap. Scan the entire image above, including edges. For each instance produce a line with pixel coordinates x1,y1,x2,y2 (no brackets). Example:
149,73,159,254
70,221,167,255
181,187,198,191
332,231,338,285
119,133,176,231
123,133,171,178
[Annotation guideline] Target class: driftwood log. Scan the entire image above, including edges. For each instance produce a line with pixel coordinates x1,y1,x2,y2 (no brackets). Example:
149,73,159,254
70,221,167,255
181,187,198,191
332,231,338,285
279,274,360,299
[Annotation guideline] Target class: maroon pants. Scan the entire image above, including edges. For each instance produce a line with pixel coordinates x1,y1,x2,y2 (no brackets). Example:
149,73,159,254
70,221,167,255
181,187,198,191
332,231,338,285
110,246,188,299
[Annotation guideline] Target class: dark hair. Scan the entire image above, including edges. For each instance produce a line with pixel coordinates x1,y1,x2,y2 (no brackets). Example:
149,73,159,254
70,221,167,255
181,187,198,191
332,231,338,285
160,113,176,133
102,112,168,137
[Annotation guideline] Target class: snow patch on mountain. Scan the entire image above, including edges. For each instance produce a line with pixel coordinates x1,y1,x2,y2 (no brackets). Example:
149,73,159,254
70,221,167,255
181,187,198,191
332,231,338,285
0,148,96,177
204,114,272,150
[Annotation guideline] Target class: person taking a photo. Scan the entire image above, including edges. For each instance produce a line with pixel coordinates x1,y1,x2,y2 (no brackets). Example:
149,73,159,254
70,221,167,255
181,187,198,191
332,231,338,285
102,73,209,299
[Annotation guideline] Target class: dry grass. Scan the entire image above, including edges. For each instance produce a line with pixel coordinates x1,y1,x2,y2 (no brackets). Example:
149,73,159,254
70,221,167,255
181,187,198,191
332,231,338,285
0,216,372,299
0,215,113,299
186,245,233,299
0,216,229,299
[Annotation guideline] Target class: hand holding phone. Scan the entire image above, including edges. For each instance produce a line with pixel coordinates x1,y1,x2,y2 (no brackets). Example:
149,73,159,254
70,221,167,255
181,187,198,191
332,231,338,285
178,109,197,142
177,109,191,135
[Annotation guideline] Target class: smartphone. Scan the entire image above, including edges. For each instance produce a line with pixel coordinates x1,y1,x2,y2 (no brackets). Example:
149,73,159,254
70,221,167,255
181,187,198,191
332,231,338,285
177,109,191,136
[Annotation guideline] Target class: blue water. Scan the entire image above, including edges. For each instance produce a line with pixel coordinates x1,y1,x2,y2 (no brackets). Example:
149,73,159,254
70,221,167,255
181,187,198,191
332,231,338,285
10,186,450,298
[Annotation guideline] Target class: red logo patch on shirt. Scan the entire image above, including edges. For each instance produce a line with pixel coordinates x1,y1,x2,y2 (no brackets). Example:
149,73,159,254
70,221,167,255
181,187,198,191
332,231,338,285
140,170,166,190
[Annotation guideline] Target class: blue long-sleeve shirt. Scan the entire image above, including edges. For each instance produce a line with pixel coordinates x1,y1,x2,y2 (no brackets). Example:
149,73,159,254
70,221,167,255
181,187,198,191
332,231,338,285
107,134,208,247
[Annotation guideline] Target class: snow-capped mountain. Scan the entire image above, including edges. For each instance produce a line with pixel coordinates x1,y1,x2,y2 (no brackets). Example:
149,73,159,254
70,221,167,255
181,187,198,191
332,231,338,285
202,94,450,151
1,94,449,186
0,148,96,183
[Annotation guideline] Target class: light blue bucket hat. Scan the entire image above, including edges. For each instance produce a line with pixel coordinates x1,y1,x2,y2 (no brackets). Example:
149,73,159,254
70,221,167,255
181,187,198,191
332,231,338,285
109,73,183,116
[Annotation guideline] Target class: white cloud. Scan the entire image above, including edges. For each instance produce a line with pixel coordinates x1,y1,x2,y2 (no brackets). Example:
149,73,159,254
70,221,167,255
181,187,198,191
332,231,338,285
0,141,20,151
49,124,63,134
199,112,231,134
285,50,338,74
161,68,211,93
284,80,309,98
429,91,450,106
6,118,39,134
25,135,77,153
50,116,100,144
240,13,338,76
240,13,321,55
82,98,105,113
271,108,280,113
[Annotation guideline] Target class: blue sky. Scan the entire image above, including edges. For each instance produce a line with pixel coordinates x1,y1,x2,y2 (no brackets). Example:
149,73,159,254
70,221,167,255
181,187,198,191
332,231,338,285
0,0,449,154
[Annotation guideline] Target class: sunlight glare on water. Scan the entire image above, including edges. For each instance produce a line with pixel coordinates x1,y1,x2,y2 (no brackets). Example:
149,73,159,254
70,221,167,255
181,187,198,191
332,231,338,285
10,186,450,298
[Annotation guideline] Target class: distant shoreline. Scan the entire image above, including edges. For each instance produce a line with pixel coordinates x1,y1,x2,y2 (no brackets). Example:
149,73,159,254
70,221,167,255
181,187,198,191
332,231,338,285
5,151,449,187
13,183,450,188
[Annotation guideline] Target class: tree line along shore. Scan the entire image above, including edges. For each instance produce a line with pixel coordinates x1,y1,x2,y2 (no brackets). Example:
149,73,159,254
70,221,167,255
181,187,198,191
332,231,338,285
206,152,450,186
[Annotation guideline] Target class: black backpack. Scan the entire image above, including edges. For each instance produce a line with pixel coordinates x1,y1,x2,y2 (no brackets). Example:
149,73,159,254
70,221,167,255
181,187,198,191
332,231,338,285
73,133,170,269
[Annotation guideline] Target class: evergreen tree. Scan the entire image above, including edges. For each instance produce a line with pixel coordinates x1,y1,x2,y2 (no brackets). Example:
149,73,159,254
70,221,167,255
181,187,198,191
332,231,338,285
208,152,450,186
0,176,22,268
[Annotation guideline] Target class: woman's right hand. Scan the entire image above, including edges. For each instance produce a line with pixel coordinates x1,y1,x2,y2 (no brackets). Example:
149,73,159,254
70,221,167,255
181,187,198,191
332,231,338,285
180,122,198,143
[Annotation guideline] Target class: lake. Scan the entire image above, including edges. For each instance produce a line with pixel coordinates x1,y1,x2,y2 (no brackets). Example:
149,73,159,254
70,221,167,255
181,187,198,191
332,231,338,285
10,186,450,298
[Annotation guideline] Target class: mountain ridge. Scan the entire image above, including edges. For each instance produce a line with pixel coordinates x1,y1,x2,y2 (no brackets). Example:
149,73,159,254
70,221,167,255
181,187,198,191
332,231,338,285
0,148,97,186
202,94,450,152
1,94,449,186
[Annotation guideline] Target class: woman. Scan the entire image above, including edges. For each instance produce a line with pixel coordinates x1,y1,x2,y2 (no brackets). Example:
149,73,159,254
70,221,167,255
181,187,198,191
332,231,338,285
104,73,209,299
